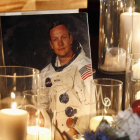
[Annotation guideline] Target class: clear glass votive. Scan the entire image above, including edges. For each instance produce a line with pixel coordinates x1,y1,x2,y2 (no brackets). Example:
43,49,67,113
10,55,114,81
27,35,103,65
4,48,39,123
0,66,40,140
39,87,56,140
22,90,39,140
125,54,140,109
98,0,135,74
90,78,123,131
23,88,56,140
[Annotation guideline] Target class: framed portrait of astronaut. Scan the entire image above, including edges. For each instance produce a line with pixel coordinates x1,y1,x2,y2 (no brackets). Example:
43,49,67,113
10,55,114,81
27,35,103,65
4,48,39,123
1,13,91,70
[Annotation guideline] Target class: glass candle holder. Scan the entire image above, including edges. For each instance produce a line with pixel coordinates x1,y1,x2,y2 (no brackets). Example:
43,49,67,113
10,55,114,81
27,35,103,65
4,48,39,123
98,0,134,74
90,78,123,131
0,66,40,140
39,87,56,140
23,88,56,140
125,53,140,109
22,90,39,140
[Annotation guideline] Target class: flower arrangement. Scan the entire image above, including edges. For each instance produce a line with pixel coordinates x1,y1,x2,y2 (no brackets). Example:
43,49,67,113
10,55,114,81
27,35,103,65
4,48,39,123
83,108,140,140
58,107,140,140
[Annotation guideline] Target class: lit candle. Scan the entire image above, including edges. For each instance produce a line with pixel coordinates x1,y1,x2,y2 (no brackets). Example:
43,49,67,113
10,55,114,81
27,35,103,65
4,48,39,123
132,59,140,80
100,47,126,72
27,126,51,140
0,109,28,140
90,116,113,131
0,92,28,140
120,7,140,53
73,134,85,140
136,91,140,100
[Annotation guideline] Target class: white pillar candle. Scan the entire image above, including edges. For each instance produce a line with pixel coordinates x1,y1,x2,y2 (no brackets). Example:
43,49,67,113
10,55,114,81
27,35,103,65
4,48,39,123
100,47,126,72
27,126,51,140
0,109,28,140
132,59,140,80
90,116,113,131
120,11,140,54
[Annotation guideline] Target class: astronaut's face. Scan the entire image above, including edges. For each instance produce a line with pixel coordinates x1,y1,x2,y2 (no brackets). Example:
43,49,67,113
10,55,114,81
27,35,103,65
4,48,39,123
49,25,73,59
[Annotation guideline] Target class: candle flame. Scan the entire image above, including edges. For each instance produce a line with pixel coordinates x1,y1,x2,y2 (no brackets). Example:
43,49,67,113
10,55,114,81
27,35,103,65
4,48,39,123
11,92,15,99
120,2,123,8
129,7,132,13
11,102,17,109
11,92,17,109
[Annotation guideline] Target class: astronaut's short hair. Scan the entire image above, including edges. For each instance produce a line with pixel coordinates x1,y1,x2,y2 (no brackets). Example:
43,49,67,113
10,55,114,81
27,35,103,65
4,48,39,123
48,21,71,41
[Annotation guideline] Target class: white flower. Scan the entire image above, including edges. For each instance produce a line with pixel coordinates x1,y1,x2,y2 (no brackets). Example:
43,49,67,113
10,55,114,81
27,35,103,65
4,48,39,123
114,108,140,140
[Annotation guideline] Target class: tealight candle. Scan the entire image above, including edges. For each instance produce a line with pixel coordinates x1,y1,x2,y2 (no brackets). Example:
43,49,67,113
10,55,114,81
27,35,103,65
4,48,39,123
0,108,28,140
90,116,113,131
27,126,51,140
132,59,140,80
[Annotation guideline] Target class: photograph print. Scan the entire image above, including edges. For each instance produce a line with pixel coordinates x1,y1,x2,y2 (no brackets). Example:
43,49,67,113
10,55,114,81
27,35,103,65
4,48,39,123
1,13,94,138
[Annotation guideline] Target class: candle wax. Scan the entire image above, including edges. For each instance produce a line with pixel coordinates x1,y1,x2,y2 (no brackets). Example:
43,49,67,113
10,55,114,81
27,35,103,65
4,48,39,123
132,62,140,80
120,12,140,53
27,126,51,140
0,109,28,140
100,47,126,72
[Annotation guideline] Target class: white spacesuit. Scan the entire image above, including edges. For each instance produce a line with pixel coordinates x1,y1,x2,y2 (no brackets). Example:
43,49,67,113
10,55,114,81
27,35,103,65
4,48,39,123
40,45,93,133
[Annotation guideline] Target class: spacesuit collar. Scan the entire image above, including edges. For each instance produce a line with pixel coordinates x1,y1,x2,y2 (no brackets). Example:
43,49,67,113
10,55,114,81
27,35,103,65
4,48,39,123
51,43,81,72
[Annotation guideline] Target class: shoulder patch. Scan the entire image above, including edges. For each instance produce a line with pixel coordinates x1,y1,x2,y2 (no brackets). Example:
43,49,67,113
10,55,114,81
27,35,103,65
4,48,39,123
79,64,92,80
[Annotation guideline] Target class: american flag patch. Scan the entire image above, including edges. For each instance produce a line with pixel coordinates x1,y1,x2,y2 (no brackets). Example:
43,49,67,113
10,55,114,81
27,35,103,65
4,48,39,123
79,64,92,80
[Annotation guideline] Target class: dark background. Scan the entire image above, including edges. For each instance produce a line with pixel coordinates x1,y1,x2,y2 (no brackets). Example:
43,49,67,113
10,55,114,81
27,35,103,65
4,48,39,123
1,13,90,70
80,0,125,109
